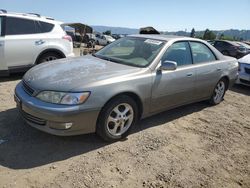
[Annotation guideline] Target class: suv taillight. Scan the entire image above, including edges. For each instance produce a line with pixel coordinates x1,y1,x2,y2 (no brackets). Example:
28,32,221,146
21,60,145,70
62,35,72,42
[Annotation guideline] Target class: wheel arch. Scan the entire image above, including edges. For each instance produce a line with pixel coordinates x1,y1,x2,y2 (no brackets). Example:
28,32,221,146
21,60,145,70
220,75,230,90
35,48,66,65
100,92,144,120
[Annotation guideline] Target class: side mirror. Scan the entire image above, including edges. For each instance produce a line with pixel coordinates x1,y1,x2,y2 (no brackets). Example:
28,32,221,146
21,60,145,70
159,60,177,71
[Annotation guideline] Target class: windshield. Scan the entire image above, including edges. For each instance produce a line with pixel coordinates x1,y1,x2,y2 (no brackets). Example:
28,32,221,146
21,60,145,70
94,37,165,67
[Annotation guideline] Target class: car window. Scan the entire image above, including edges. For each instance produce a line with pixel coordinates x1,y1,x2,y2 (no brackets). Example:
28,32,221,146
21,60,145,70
95,37,165,67
214,41,224,47
5,17,38,35
161,42,192,66
0,17,2,36
38,21,54,33
190,42,216,63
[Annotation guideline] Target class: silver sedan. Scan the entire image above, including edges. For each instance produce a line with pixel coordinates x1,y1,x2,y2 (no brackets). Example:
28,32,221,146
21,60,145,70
15,35,238,141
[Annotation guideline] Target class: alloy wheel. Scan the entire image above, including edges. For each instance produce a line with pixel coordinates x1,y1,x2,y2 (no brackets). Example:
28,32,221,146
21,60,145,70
213,81,225,103
106,103,134,136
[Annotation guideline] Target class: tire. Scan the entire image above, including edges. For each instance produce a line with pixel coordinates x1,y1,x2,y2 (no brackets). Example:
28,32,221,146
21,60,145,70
37,52,62,64
209,78,227,105
96,95,138,142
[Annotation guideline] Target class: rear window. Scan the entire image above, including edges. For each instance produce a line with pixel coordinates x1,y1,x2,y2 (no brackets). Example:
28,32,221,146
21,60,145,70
38,21,54,33
5,17,38,35
0,17,2,36
190,42,216,63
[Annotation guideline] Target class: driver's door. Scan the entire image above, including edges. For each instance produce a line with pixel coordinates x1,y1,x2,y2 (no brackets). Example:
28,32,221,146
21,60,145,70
150,41,196,113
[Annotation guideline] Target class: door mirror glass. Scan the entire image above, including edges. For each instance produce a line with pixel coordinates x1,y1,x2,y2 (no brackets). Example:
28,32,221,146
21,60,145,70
159,60,177,71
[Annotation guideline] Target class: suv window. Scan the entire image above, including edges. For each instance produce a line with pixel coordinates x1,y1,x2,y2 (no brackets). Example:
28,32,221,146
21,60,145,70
0,17,2,36
161,42,192,66
190,42,216,63
5,17,38,35
38,21,54,33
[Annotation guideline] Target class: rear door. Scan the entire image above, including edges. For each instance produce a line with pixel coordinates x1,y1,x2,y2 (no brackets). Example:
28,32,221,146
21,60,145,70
189,41,222,99
151,41,196,113
4,17,47,67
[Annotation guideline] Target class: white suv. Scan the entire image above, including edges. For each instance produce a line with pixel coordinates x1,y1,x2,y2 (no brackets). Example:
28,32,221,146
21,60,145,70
0,10,74,76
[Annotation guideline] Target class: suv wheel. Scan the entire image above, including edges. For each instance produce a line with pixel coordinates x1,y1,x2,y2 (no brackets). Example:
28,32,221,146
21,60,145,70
210,78,227,105
96,95,138,142
37,52,62,64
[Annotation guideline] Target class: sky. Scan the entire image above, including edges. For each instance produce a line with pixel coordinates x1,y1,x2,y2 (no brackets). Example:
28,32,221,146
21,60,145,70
1,0,250,31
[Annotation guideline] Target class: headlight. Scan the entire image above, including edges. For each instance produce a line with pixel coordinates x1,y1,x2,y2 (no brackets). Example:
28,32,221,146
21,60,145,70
36,91,90,105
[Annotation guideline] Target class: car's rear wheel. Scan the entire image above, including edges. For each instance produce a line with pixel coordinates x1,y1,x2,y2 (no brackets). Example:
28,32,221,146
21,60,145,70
96,95,138,142
210,78,227,105
37,52,62,64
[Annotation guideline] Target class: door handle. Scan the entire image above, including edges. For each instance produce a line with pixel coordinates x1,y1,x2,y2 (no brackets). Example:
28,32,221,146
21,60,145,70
35,40,45,45
186,73,193,77
217,68,222,71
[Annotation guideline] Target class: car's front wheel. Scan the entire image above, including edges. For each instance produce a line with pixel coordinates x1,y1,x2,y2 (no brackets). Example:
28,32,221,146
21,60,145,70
96,95,138,142
210,78,227,105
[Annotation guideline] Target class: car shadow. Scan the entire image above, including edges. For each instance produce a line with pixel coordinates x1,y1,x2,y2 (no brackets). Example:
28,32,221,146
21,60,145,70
0,73,24,83
230,84,250,96
0,102,208,169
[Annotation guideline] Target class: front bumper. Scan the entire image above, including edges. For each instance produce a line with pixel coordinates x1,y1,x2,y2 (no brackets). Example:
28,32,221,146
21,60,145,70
14,82,100,136
236,74,250,86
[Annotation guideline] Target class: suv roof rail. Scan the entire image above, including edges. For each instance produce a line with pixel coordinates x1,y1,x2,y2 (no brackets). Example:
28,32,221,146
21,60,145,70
46,17,54,20
0,9,7,13
26,12,41,17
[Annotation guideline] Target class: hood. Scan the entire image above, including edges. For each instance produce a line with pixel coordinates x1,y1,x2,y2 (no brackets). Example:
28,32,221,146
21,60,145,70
239,54,250,65
23,55,141,92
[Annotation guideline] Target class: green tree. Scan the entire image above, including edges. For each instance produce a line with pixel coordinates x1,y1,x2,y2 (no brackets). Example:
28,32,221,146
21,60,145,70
203,29,216,40
103,30,111,35
190,28,195,38
219,33,224,40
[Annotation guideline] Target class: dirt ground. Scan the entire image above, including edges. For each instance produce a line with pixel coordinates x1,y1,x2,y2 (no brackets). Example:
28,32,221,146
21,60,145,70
0,74,249,188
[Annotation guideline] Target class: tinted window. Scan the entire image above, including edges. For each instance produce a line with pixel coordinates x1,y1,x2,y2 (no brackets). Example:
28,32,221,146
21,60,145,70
38,21,54,33
190,42,216,63
0,17,2,36
161,42,192,66
6,17,38,35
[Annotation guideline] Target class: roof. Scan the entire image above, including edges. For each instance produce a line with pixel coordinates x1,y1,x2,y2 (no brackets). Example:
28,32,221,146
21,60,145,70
129,34,191,41
0,11,63,24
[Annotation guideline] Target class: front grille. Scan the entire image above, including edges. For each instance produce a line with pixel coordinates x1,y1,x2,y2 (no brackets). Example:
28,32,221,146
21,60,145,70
22,81,35,96
245,68,250,74
20,110,46,126
240,79,250,85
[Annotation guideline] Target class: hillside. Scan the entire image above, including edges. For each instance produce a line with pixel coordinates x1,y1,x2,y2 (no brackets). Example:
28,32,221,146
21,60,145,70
92,26,250,40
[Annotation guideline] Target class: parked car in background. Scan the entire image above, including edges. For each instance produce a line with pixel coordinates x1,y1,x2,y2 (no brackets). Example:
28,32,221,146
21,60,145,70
0,10,74,76
15,35,238,141
95,34,115,46
111,34,125,40
236,42,250,54
104,35,115,44
236,54,250,86
211,40,248,59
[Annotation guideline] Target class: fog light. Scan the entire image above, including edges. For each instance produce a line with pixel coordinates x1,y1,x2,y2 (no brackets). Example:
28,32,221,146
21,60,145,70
64,122,73,129
48,122,73,130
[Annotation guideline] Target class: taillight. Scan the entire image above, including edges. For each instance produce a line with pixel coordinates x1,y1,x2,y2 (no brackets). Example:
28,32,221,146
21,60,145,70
62,35,72,42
